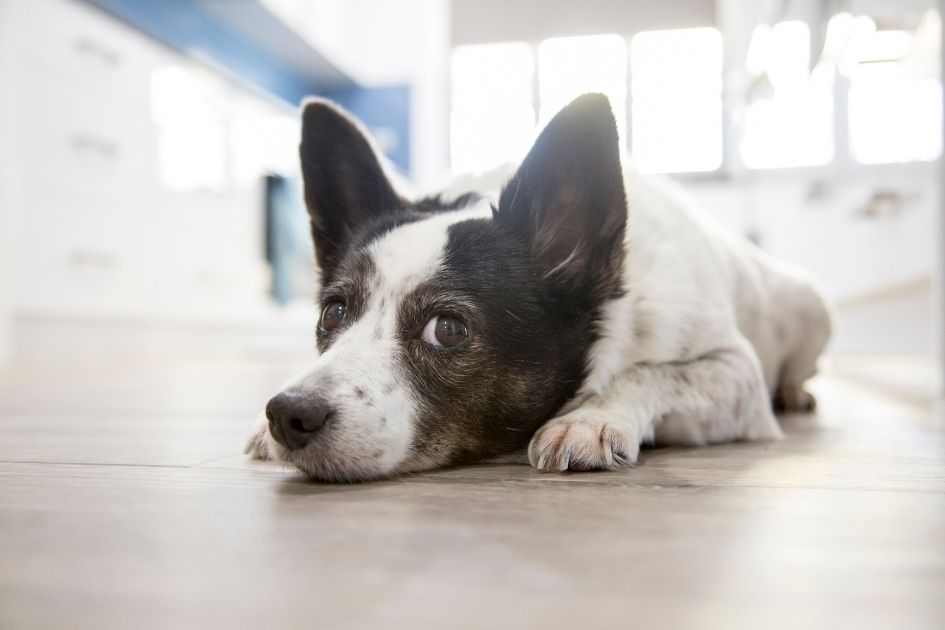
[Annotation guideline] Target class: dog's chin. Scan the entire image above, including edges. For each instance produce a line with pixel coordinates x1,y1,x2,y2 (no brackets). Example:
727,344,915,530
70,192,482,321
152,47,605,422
266,435,403,483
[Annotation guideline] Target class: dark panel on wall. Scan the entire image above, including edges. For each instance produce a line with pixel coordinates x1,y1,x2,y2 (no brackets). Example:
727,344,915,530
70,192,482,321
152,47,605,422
331,85,412,177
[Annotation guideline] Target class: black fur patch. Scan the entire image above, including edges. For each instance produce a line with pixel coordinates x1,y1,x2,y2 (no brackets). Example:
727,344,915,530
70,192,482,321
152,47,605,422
299,101,405,285
411,192,483,214
389,95,630,465
396,217,601,464
496,93,627,306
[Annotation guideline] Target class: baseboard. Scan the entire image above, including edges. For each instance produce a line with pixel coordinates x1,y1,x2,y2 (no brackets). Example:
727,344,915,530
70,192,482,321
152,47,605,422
9,306,316,367
827,354,943,406
831,276,935,355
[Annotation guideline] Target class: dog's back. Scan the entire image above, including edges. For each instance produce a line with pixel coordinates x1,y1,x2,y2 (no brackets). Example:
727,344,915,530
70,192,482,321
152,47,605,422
581,167,832,413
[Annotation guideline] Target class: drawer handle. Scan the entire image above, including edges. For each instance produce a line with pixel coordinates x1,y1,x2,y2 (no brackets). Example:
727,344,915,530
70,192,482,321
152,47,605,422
67,249,117,270
855,190,906,218
73,36,121,67
70,134,120,159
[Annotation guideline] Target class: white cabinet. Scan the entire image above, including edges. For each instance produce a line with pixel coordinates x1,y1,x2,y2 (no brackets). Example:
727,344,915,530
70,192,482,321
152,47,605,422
1,0,295,328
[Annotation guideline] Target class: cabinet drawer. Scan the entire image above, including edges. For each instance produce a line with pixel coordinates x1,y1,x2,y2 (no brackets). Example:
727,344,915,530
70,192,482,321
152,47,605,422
16,186,267,312
15,0,165,104
19,187,135,269
17,68,156,193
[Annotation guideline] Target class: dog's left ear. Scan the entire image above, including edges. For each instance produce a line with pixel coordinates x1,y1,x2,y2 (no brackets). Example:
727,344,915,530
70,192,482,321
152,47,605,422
299,99,405,282
496,93,627,298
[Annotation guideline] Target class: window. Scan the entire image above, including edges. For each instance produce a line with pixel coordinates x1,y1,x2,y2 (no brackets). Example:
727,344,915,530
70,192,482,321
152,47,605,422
152,65,299,191
450,42,536,174
847,10,942,164
450,36,629,174
151,65,228,192
537,34,627,138
449,11,941,176
630,27,723,173
450,32,722,175
740,21,835,169
229,107,299,188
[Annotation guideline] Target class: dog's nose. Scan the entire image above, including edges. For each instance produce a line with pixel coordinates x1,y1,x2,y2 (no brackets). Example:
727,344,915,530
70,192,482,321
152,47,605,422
265,391,333,451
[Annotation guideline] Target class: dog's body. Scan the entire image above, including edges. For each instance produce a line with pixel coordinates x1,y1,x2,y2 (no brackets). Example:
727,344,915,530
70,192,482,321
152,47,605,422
246,93,832,481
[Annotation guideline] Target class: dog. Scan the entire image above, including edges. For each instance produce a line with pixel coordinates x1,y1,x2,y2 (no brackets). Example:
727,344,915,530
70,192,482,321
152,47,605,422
245,93,832,482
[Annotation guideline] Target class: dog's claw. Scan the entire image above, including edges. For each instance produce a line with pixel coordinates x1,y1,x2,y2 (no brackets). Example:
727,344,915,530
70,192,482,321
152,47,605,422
528,409,639,473
558,447,571,471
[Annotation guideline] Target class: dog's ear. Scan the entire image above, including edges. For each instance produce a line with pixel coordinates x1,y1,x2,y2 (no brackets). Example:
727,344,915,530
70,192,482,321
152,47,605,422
496,93,627,299
299,99,405,280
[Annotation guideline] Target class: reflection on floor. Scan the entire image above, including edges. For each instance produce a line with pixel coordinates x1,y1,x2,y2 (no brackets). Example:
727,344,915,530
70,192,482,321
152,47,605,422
0,358,943,630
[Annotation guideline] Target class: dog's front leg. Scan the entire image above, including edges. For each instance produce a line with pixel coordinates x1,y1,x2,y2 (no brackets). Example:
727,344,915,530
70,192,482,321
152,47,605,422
528,339,782,472
243,412,273,461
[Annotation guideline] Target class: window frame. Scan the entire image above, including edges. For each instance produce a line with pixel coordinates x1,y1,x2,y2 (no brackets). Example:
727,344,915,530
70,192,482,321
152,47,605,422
447,11,942,180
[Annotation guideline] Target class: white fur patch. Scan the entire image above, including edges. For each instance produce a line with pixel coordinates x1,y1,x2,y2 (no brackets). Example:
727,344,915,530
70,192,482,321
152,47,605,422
369,204,493,292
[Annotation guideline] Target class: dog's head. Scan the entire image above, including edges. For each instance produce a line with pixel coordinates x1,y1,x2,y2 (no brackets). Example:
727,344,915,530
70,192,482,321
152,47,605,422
265,93,627,481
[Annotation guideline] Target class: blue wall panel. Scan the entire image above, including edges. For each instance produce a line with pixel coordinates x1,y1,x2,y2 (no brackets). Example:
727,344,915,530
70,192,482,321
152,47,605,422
331,85,412,176
84,0,318,105
82,0,413,175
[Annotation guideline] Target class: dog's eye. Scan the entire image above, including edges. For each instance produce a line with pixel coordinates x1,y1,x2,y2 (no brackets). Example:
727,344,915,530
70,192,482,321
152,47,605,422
421,315,467,348
320,301,347,331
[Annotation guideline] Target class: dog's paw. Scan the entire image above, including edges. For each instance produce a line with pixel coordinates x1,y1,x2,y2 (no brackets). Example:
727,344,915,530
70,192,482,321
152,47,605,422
243,413,273,461
528,409,639,472
773,385,817,414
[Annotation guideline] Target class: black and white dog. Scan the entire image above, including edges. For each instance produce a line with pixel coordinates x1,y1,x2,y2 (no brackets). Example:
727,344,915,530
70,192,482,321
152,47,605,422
245,93,832,482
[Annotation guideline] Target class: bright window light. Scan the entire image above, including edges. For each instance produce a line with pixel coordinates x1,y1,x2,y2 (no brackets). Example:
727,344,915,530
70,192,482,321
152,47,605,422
740,21,834,169
229,108,299,187
450,42,535,174
849,65,942,164
538,35,627,141
848,10,943,164
151,65,228,192
630,27,723,173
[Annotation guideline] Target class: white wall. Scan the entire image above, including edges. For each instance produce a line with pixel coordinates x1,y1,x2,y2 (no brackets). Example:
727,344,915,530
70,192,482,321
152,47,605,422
0,0,18,365
0,0,303,365
687,165,938,302
685,167,938,355
939,0,945,394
